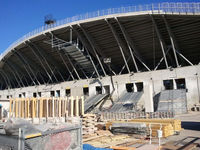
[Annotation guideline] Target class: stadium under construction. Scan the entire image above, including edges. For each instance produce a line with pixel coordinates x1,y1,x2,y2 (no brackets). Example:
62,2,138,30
0,3,200,115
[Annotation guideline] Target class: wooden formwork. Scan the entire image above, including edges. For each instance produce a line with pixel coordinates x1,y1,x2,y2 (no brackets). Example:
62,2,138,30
9,96,84,119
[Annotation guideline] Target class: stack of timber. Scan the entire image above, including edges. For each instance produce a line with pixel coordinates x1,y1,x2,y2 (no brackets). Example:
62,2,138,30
82,114,98,136
110,122,147,135
130,119,182,132
149,123,174,137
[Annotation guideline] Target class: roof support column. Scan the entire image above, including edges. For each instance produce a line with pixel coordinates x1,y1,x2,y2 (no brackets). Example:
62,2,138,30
16,50,41,85
105,19,130,74
114,18,150,71
78,24,107,77
163,16,193,66
63,51,81,80
115,17,139,72
14,50,37,86
28,42,59,82
6,61,27,87
3,60,23,87
151,15,169,69
58,50,75,80
162,15,180,67
0,71,9,89
5,64,21,88
154,46,171,70
26,41,53,83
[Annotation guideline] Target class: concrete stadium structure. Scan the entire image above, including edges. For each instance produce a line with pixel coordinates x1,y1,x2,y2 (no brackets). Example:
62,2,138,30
0,3,200,114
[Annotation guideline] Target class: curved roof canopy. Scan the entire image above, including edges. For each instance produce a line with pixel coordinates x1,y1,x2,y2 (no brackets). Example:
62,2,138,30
0,2,200,89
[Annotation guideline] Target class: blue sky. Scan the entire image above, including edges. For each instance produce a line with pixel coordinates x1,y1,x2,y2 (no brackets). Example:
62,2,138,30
0,0,199,53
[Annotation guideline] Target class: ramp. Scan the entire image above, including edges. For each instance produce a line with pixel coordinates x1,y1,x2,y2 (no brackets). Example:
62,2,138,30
109,92,143,112
84,94,109,113
157,89,187,114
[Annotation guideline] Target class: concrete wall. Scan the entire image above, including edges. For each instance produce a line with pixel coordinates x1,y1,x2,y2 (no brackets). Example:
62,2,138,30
0,65,200,113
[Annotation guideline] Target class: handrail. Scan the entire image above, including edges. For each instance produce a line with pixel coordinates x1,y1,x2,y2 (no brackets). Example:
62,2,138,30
1,2,200,59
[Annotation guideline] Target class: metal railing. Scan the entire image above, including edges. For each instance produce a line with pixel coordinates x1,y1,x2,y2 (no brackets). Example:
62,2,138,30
1,2,200,58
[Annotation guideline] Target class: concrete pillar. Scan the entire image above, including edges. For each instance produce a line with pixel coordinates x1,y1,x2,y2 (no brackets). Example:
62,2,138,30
173,79,177,89
134,83,137,92
144,80,154,112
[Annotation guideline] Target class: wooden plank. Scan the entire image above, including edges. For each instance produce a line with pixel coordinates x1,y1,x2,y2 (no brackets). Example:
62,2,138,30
9,98,13,117
24,98,27,118
39,98,43,118
32,98,36,118
46,98,48,119
81,96,84,116
21,98,24,118
70,96,74,117
83,135,105,142
110,146,136,150
75,96,79,116
52,97,55,118
27,98,30,118
15,98,18,118
59,97,61,118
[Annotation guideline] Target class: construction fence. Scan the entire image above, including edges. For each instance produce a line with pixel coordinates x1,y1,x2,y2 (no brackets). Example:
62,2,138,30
100,111,175,121
9,97,84,119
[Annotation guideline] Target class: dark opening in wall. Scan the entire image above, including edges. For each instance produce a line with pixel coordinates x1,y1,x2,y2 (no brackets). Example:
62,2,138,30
33,93,37,98
136,82,143,92
175,78,186,89
96,86,102,94
7,95,9,99
163,79,173,90
104,85,110,94
83,87,89,96
126,83,134,92
38,92,41,97
50,91,55,97
19,94,22,98
66,89,71,97
56,90,60,97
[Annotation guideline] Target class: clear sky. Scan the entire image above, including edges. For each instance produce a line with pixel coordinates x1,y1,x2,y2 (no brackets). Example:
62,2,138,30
0,0,199,54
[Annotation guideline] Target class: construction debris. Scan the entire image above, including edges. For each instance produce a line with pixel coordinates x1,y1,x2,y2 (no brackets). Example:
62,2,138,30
84,134,139,148
0,117,82,150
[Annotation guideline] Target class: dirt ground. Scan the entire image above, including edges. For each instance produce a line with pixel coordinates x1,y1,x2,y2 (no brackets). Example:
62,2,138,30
161,111,200,149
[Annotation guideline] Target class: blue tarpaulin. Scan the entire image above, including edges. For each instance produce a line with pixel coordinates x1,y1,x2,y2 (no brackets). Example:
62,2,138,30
83,144,113,150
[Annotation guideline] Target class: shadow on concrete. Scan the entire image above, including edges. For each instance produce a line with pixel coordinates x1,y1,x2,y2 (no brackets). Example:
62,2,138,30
153,93,160,112
181,121,200,131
